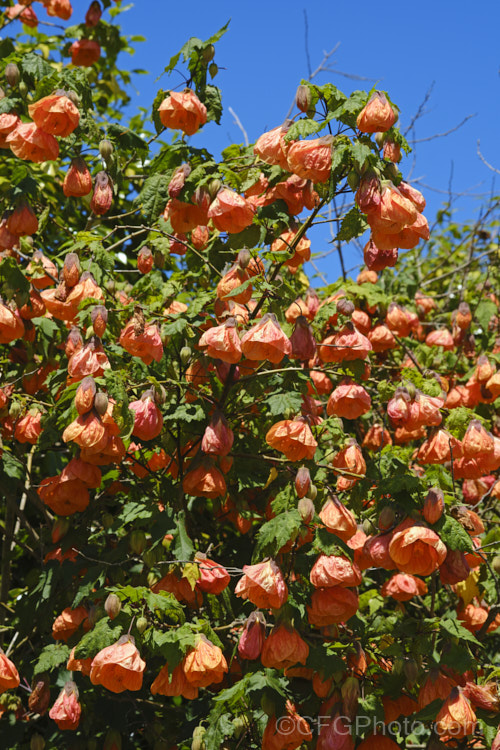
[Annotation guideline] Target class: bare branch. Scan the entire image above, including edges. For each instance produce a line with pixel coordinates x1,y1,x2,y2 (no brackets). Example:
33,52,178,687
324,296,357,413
403,82,435,136
409,114,476,144
477,139,500,175
228,106,249,147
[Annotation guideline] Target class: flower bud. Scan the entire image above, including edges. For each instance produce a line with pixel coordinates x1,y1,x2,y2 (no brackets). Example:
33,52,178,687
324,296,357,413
209,62,218,78
202,44,215,63
129,529,147,554
91,305,108,337
5,63,20,87
237,247,251,269
90,171,113,216
306,483,318,501
29,673,50,716
85,1,102,27
94,392,109,416
180,346,192,364
75,376,96,414
63,252,81,287
136,616,148,635
295,466,311,498
138,246,153,274
208,178,222,200
493,556,500,575
99,138,114,161
192,726,206,750
378,505,395,530
341,676,360,718
423,488,445,524
104,593,122,620
336,298,355,317
296,84,312,113
298,497,315,524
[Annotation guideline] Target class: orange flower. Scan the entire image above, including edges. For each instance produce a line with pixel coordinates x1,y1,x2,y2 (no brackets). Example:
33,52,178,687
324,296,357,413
0,113,21,147
310,554,362,588
0,303,25,343
307,586,359,626
389,519,447,576
49,680,81,730
183,635,228,688
182,461,227,499
207,188,255,234
357,91,397,133
319,496,357,542
28,93,79,137
435,687,477,741
67,646,92,677
319,323,372,363
119,316,163,365
198,318,242,363
418,669,457,710
6,122,59,162
52,606,89,642
271,228,311,268
261,624,309,669
158,89,207,136
90,635,145,693
363,534,396,570
62,411,108,452
130,391,163,441
425,328,454,350
44,0,73,21
63,157,92,197
150,662,198,699
6,4,38,26
266,417,317,461
0,652,20,694
7,199,38,236
164,198,209,233
216,263,252,303
14,410,42,444
363,423,392,451
327,378,371,420
417,429,463,465
238,611,266,660
70,39,101,66
286,135,334,183
331,440,366,491
194,553,230,594
201,411,234,457
241,313,292,363
235,559,288,609
253,123,291,169
380,573,428,601
262,702,312,750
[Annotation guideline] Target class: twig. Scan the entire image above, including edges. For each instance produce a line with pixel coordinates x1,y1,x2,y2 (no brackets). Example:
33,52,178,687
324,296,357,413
408,114,476,144
228,107,249,147
477,139,500,175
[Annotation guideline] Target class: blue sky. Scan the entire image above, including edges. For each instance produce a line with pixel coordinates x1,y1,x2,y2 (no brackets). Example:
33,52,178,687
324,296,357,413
114,0,500,281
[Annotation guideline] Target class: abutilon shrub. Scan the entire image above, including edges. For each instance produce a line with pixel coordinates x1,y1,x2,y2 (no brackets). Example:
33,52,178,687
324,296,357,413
1,4,500,750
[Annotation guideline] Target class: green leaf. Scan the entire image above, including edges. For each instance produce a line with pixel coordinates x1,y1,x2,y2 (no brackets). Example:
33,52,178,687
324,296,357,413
20,52,53,83
264,392,304,417
475,300,497,331
439,616,480,645
172,511,194,560
336,207,368,242
284,118,323,142
33,643,71,675
433,515,474,553
253,510,302,560
163,403,205,424
104,370,134,440
350,140,375,171
107,123,148,153
135,173,171,221
313,527,352,558
146,623,196,667
0,256,30,302
73,618,123,660
201,84,223,124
